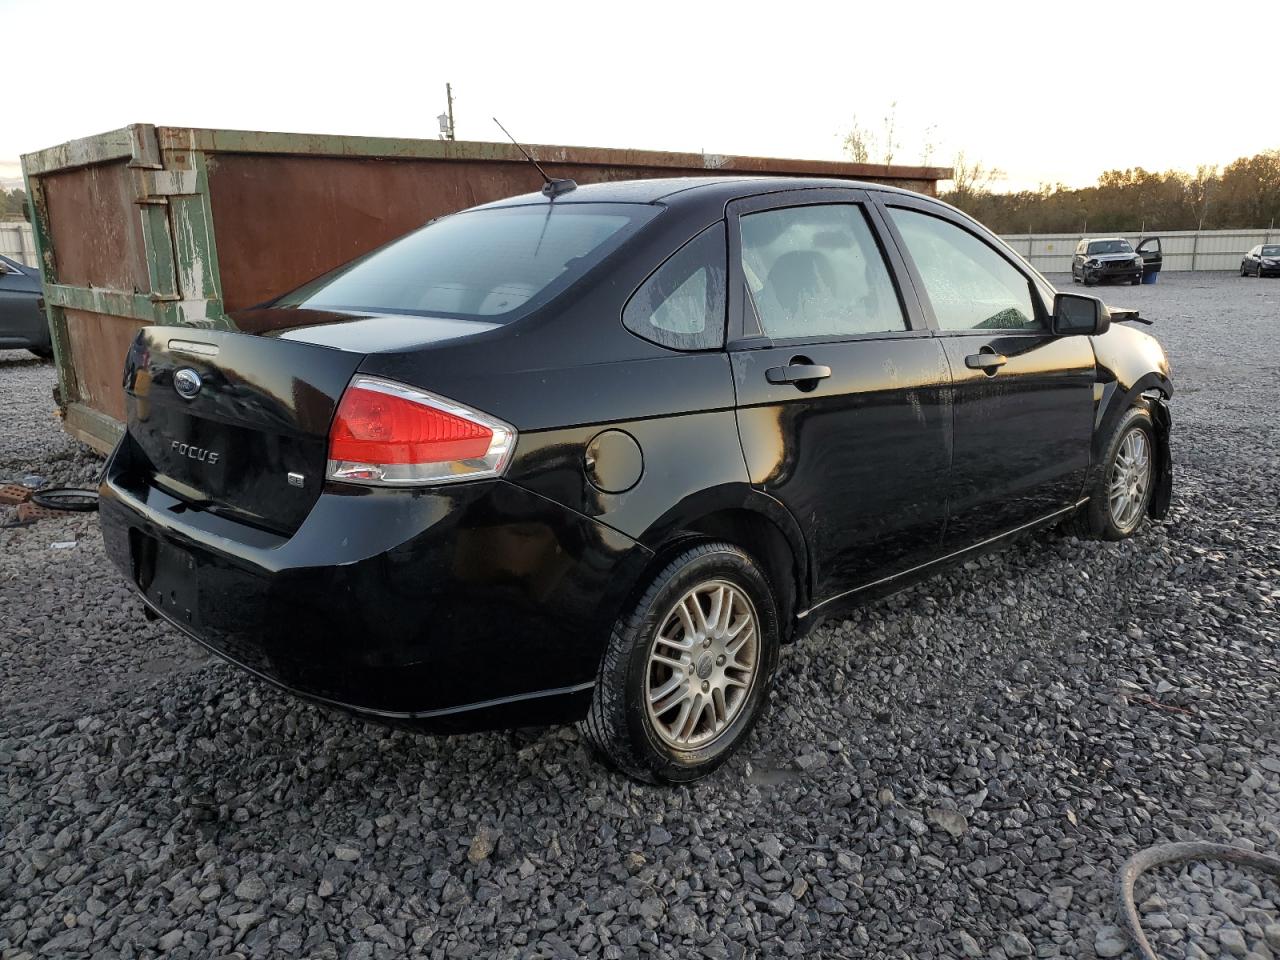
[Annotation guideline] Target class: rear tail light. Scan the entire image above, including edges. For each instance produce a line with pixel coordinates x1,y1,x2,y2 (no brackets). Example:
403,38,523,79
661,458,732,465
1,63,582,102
327,376,516,486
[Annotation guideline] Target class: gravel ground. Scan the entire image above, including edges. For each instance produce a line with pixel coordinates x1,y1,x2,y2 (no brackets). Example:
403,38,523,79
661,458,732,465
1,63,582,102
2,271,1278,960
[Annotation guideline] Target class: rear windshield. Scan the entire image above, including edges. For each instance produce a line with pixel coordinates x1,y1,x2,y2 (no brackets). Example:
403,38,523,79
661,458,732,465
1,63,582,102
1263,246,1280,257
277,203,658,321
1087,239,1133,255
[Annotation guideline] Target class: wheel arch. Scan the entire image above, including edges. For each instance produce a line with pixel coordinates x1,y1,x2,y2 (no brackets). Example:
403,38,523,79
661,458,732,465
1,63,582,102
1090,377,1173,522
632,484,810,641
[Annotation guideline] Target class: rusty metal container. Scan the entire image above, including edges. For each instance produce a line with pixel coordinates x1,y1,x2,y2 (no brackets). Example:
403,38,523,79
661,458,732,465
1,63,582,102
21,123,951,452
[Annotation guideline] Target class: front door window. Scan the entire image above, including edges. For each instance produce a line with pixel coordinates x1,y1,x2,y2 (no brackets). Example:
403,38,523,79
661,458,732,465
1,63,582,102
887,207,1040,332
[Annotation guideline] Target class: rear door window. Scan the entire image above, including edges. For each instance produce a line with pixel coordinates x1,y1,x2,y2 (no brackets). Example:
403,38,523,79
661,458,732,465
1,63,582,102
623,223,726,350
278,203,658,322
738,204,906,340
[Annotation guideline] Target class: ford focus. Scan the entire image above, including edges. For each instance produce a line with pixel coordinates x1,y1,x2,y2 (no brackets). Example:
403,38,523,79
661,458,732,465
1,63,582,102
100,177,1174,783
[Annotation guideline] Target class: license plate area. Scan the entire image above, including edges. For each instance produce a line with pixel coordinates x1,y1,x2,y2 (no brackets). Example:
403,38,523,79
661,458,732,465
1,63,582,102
130,529,200,625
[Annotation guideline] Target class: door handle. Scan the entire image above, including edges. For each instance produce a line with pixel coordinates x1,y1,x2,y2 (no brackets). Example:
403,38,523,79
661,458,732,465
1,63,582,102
965,352,1008,372
766,363,832,385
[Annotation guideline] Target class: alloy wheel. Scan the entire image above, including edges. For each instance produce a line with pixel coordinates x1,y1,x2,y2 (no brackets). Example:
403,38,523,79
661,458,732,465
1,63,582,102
644,579,760,750
1108,428,1151,532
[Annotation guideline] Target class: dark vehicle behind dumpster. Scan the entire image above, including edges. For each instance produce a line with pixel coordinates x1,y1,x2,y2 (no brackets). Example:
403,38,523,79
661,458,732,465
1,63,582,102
0,255,52,358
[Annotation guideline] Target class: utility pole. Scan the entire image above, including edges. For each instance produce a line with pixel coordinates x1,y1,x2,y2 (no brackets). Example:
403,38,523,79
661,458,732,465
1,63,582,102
438,83,456,141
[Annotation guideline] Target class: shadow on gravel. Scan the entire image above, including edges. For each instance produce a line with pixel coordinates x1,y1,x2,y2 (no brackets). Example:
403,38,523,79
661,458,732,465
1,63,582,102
0,352,49,369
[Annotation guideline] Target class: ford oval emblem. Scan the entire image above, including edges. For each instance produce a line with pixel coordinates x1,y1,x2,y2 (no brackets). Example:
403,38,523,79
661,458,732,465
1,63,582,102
173,367,203,400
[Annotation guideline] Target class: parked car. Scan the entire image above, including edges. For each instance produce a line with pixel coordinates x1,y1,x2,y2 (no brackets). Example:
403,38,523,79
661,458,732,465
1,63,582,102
1240,244,1280,277
1071,237,1144,286
0,254,51,358
98,178,1174,783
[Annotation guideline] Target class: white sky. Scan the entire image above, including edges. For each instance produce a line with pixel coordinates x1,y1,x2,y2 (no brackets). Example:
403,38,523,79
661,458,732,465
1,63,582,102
2,0,1276,192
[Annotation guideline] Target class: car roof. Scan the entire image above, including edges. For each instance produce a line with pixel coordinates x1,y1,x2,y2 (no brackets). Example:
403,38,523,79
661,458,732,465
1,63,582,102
1084,237,1128,243
472,175,929,210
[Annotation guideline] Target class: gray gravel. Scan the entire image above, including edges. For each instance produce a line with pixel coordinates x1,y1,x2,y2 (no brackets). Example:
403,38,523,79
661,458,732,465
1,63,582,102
2,272,1279,959
1123,859,1280,959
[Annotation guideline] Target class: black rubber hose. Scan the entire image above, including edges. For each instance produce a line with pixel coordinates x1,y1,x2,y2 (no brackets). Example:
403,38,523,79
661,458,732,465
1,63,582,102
1118,842,1280,959
30,487,99,512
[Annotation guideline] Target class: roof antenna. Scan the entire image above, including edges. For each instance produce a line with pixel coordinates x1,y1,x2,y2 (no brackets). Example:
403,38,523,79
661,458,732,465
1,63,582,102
493,117,577,199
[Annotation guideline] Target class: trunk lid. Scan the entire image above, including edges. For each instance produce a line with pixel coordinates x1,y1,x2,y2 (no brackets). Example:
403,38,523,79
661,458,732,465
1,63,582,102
123,324,365,535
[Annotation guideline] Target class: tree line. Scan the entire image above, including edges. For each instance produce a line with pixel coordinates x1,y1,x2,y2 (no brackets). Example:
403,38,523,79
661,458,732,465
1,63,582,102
938,150,1280,235
0,188,28,221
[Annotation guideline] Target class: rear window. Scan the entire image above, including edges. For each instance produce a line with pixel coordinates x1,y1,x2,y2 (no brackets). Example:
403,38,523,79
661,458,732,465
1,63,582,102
277,203,658,322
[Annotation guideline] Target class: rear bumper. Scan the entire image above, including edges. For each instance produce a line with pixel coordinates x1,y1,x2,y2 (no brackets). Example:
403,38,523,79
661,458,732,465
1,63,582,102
100,437,652,731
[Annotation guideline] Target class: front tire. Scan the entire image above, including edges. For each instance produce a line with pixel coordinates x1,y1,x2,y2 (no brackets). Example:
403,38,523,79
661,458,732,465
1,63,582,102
580,542,780,783
1076,406,1156,541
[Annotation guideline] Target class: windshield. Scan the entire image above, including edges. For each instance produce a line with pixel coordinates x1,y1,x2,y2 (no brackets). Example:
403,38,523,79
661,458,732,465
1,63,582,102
1262,246,1280,257
277,203,658,321
1087,240,1133,255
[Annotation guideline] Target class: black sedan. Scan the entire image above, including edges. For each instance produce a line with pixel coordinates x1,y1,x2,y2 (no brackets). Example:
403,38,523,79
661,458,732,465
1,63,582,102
1241,244,1280,277
0,254,51,358
99,177,1173,783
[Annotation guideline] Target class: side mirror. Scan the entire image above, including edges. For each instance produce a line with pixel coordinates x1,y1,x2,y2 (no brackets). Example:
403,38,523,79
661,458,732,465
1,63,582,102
1052,292,1110,336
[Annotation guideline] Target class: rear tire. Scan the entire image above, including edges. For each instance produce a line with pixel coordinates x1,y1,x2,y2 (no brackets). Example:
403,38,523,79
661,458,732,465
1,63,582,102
1075,406,1156,541
580,541,780,784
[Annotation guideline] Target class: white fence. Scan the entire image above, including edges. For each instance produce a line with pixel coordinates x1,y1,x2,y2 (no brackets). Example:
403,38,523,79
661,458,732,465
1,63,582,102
1001,229,1279,274
0,222,36,266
